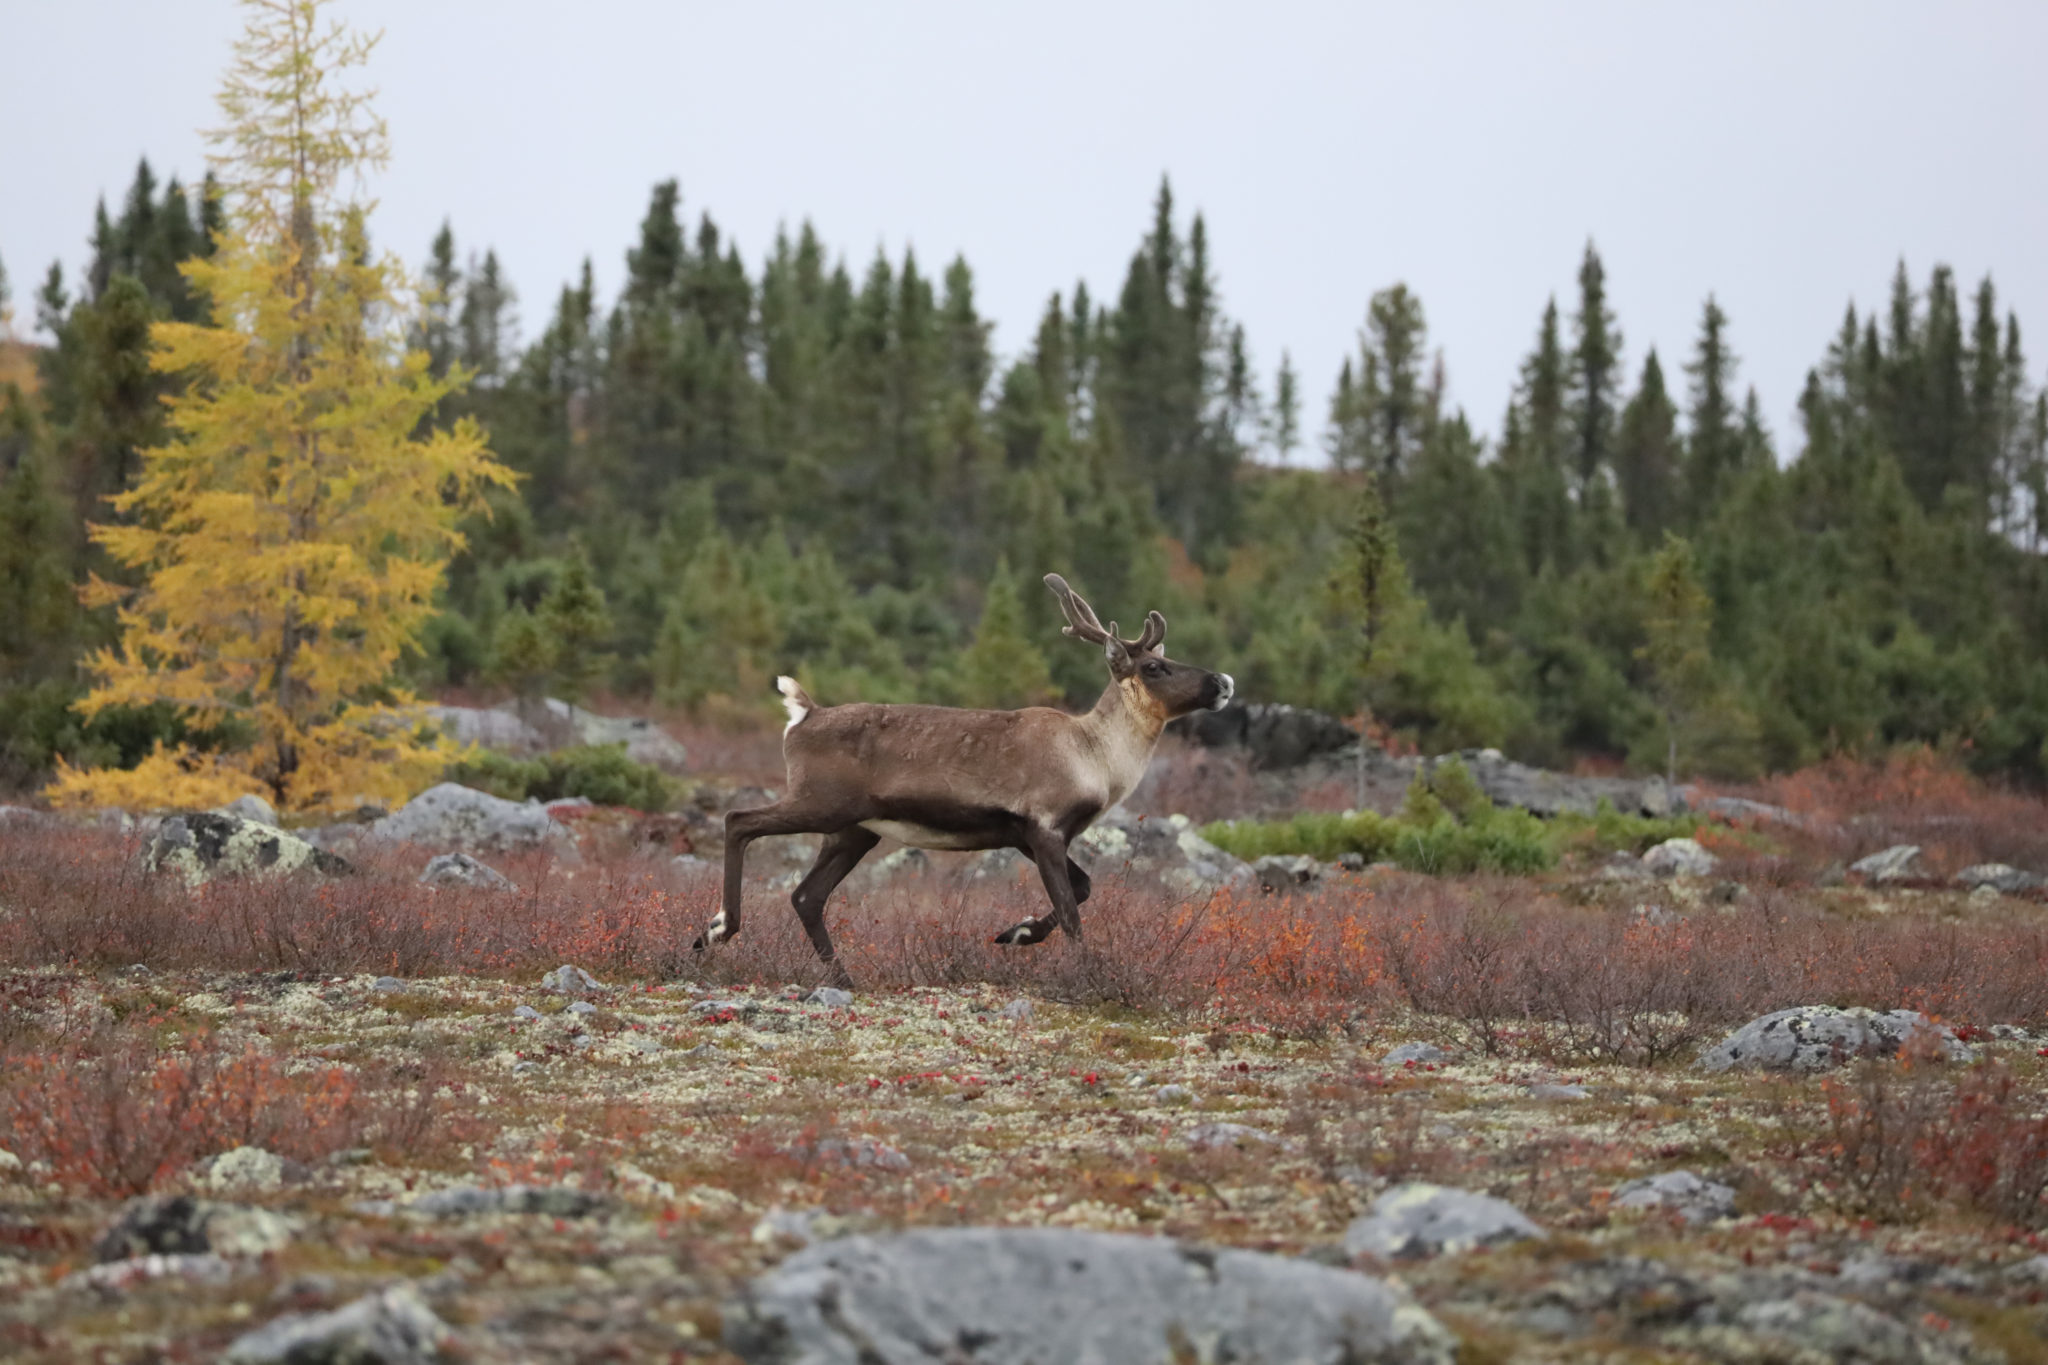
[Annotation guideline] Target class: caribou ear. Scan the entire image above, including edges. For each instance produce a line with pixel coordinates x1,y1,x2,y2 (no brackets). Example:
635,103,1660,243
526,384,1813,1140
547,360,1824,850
1103,623,1137,678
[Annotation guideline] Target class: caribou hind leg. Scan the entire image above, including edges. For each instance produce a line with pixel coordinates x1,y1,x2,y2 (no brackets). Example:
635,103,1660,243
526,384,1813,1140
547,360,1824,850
695,801,836,953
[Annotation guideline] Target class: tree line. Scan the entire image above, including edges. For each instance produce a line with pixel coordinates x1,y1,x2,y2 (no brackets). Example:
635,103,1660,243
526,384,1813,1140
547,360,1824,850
4,157,2046,791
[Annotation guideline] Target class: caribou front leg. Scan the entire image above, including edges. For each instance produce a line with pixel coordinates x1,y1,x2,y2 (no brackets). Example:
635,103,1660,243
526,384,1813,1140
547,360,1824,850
993,835,1090,946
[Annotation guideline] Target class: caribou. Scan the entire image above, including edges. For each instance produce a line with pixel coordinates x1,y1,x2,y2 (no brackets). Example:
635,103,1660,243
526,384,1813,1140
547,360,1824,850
696,573,1234,985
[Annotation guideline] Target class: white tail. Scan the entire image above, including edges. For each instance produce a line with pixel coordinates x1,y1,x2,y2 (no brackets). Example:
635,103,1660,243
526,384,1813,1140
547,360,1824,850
777,675,811,731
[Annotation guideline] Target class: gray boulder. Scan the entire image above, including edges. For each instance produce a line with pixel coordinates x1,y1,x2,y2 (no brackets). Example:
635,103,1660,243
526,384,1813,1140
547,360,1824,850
541,964,603,996
1850,844,1924,884
724,1226,1455,1365
1074,809,1254,895
145,812,351,888
1178,702,1361,769
1954,863,2042,895
1343,1183,1543,1260
213,793,279,827
1610,1170,1737,1224
1598,851,1655,882
541,697,690,770
425,702,548,754
224,1285,452,1364
95,1196,296,1262
1455,748,1675,819
1382,1042,1450,1067
409,1183,605,1218
1253,853,1324,893
370,782,563,855
417,851,515,891
1698,1006,1970,1073
1641,837,1717,878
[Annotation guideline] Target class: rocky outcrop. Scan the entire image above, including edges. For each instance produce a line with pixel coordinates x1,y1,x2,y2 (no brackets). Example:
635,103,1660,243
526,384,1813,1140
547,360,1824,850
368,783,569,855
145,812,351,887
417,851,516,891
1611,1170,1737,1224
1177,702,1361,769
1954,863,2043,895
1072,809,1253,895
224,1285,452,1364
427,699,688,771
724,1226,1456,1365
1850,845,1924,884
1641,837,1718,878
1698,1006,1970,1073
1344,1183,1544,1260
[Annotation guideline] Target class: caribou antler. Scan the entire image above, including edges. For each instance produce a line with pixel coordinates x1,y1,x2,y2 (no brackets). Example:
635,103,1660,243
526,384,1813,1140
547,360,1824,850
1043,574,1168,655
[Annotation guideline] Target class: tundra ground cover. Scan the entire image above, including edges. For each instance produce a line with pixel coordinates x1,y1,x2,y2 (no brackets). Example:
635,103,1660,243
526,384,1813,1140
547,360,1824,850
3,818,2048,1360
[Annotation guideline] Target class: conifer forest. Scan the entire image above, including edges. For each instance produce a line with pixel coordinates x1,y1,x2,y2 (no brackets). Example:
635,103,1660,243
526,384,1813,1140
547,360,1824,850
5,151,2044,793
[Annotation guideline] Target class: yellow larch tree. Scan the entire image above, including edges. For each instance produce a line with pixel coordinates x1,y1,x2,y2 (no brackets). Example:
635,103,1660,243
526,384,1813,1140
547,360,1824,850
46,0,514,814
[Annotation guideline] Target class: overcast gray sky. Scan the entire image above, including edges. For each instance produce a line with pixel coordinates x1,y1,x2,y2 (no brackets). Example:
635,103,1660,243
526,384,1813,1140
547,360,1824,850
6,1,2043,457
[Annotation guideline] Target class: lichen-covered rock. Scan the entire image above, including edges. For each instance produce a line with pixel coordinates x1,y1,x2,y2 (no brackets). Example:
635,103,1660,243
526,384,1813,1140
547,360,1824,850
202,1146,287,1194
1954,863,2042,895
94,1196,297,1262
1075,809,1253,895
369,782,565,855
408,1184,606,1218
1850,844,1924,883
417,851,516,890
724,1226,1455,1365
1253,853,1324,893
1641,837,1717,878
540,964,602,996
1697,1006,1970,1073
145,812,351,888
213,793,279,827
1383,1042,1451,1067
224,1285,452,1364
1610,1170,1737,1224
1344,1183,1543,1260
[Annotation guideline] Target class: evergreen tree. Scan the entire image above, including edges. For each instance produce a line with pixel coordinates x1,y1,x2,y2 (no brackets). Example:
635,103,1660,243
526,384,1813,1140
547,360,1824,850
1615,350,1680,538
952,559,1056,710
419,219,460,378
0,397,78,681
538,541,613,704
1684,295,1740,515
1569,241,1622,496
1269,350,1300,464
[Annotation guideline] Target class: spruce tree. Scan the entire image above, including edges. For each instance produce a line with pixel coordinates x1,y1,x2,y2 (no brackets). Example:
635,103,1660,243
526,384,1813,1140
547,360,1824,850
1615,350,1680,539
952,559,1055,710
419,220,460,378
1685,295,1740,515
1569,242,1622,496
1269,351,1300,464
539,542,614,705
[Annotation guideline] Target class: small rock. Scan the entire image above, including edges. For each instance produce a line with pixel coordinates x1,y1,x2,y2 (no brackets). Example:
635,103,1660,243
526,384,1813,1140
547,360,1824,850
1698,1005,1971,1073
695,997,756,1017
1955,862,2042,894
125,963,152,976
998,998,1034,1022
224,1285,452,1365
1642,837,1717,878
0,1148,20,1177
1524,1083,1589,1100
752,1207,840,1246
788,1137,910,1171
512,1004,542,1020
1707,879,1747,904
2004,1254,2048,1284
1598,851,1655,882
1344,1183,1544,1260
64,1252,236,1294
325,1148,373,1168
94,1196,296,1262
1185,1121,1282,1150
203,1146,287,1194
1155,1084,1194,1103
1630,902,1684,927
1610,1169,1737,1224
541,963,602,996
1850,844,1923,884
369,781,567,855
417,851,516,891
1382,1042,1450,1067
724,1227,1455,1365
806,986,854,1008
371,975,405,993
566,1000,597,1016
1338,851,1367,871
410,1184,606,1218
1253,853,1324,893
214,793,280,827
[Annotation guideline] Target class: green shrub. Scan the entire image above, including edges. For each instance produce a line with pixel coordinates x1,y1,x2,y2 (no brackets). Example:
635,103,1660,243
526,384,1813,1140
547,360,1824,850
444,742,679,812
1550,797,1702,855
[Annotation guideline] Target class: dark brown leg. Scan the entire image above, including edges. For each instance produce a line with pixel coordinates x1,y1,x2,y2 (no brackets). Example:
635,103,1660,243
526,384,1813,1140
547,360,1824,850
696,802,831,953
993,831,1086,946
789,827,879,986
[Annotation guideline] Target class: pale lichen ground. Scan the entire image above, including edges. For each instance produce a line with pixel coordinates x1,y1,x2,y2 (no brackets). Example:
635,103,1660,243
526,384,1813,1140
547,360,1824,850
4,965,2048,1362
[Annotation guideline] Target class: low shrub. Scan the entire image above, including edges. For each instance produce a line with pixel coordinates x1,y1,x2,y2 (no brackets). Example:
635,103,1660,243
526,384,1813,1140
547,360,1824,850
445,741,679,812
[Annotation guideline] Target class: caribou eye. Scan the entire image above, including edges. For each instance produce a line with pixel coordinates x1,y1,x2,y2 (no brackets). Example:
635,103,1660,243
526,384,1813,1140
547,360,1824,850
1143,660,1167,677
